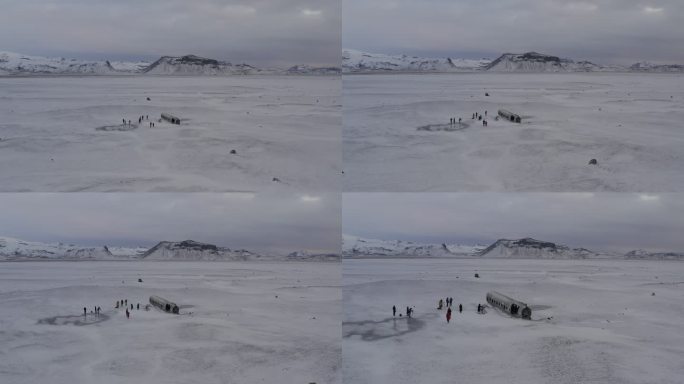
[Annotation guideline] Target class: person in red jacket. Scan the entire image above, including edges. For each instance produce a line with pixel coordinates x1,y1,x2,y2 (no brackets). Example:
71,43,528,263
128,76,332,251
446,307,452,323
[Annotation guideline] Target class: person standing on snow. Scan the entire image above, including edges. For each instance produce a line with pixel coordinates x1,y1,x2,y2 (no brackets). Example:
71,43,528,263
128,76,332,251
459,304,463,313
393,305,396,317
446,307,452,323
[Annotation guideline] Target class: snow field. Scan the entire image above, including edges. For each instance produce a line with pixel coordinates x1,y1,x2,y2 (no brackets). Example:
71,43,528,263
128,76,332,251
343,73,684,191
0,75,340,192
0,262,341,384
343,258,684,384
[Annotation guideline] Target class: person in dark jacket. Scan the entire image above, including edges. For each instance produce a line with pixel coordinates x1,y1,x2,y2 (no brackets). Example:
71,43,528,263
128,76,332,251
459,304,463,313
393,305,396,317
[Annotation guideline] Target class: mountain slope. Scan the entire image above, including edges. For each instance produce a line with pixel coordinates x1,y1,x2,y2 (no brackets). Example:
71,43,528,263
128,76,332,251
141,240,266,261
286,64,341,75
629,62,684,72
478,238,606,259
0,236,143,260
0,51,145,75
143,55,259,75
342,49,490,73
485,52,608,72
343,234,484,258
624,249,684,260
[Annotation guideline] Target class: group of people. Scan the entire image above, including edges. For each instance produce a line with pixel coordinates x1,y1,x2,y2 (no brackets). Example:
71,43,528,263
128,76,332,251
438,297,465,323
392,298,486,324
83,306,102,317
392,305,414,318
447,110,497,128
472,111,489,126
115,299,142,319
122,114,156,128
438,297,458,310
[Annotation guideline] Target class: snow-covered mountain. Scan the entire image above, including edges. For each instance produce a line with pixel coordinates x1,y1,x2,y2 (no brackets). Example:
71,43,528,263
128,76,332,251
484,52,610,72
624,249,684,260
477,238,605,259
286,250,340,261
143,55,260,75
0,236,144,260
0,51,146,75
629,62,684,72
286,64,341,75
141,240,263,261
342,49,490,73
343,49,684,73
0,51,340,76
343,234,484,258
343,235,684,260
0,236,335,262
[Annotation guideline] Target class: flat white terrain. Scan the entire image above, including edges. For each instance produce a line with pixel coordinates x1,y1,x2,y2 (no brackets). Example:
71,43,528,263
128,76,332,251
343,73,684,191
0,262,340,384
0,76,340,192
343,258,684,384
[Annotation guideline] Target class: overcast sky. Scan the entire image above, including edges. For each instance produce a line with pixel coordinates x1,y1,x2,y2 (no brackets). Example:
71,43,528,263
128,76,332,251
343,193,684,253
0,193,340,255
0,0,340,67
343,0,684,65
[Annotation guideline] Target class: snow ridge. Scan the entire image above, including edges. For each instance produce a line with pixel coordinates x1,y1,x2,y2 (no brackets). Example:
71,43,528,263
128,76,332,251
343,234,484,258
342,49,490,73
344,235,684,260
343,49,684,73
0,236,143,260
143,55,259,75
0,51,340,76
0,236,333,262
485,52,606,72
477,237,603,259
0,51,143,75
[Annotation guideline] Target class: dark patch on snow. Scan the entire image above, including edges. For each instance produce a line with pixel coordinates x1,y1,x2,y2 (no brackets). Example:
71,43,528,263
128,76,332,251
96,124,137,132
417,122,470,132
342,314,431,341
37,313,110,326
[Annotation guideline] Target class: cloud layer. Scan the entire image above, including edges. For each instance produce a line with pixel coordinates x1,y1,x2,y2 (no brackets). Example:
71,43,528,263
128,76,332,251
0,0,340,66
0,193,340,254
343,193,684,253
343,0,684,64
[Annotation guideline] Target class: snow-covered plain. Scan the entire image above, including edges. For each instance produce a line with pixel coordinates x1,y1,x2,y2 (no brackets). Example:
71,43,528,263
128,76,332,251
0,76,340,192
0,262,340,384
343,258,684,384
343,73,684,191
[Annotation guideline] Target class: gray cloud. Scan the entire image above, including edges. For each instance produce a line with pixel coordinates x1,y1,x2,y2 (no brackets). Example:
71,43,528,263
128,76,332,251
0,0,340,66
343,193,684,253
343,0,684,65
0,193,340,254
